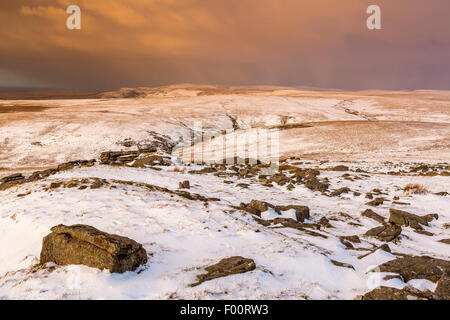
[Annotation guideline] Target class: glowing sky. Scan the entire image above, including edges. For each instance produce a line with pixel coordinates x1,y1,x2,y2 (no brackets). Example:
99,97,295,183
1,0,450,90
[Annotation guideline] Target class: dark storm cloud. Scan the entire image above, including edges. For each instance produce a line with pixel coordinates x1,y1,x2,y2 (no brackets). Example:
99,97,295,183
1,0,450,90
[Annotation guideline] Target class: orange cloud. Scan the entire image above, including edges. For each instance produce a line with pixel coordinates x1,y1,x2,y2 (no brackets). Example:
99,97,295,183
0,0,449,90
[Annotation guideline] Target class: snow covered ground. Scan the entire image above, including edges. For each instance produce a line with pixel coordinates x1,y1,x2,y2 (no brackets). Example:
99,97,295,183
0,85,449,299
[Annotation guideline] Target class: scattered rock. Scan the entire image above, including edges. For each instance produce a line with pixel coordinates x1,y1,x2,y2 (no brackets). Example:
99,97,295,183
248,200,270,213
378,243,392,253
304,177,329,193
339,235,361,249
383,274,403,281
340,239,354,249
361,209,385,224
365,224,402,242
330,259,354,270
331,165,349,172
434,276,450,300
90,178,103,189
330,187,351,197
438,239,450,245
362,286,431,300
275,205,310,222
319,216,333,228
236,183,249,189
253,217,272,227
358,244,391,259
49,182,62,189
190,256,256,287
242,200,310,221
340,235,361,244
415,230,434,236
337,211,354,220
270,218,326,238
366,197,385,207
40,224,148,273
392,201,410,206
179,180,190,189
133,155,171,167
270,173,290,186
188,167,217,174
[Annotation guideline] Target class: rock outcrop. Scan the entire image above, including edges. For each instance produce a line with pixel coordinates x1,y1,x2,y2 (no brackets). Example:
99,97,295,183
0,160,97,191
100,151,140,165
378,256,450,283
362,286,432,300
434,276,450,300
389,208,438,230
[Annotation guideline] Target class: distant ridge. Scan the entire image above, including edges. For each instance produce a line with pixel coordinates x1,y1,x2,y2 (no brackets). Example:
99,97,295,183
2,84,448,100
0,89,102,100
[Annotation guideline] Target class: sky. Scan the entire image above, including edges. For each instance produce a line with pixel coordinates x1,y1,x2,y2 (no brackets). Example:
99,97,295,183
0,0,450,91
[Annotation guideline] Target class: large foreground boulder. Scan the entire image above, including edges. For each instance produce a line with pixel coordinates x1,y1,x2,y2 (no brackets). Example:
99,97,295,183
40,224,147,273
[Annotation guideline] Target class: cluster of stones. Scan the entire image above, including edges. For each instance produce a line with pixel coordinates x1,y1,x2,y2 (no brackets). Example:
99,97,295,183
186,161,355,196
235,200,328,238
100,148,171,167
42,178,108,191
363,208,439,242
386,163,450,177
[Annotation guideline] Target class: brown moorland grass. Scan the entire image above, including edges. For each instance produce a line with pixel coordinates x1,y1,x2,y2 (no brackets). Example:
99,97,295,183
404,184,429,195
